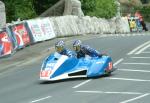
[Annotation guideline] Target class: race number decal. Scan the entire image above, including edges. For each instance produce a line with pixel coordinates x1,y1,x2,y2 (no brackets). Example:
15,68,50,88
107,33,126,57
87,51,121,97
40,70,52,77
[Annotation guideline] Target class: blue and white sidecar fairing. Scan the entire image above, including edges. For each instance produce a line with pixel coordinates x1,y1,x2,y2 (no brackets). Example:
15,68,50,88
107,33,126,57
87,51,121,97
40,52,115,81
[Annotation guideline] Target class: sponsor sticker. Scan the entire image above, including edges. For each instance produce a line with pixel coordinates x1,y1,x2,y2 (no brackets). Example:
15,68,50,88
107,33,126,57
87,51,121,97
96,61,105,64
40,70,52,77
0,31,13,56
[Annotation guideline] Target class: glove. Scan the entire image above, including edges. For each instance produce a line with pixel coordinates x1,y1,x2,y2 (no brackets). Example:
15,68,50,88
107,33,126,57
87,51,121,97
99,52,107,57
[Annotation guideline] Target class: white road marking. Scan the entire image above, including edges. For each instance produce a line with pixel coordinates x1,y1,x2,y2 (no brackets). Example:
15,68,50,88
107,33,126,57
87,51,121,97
131,56,150,59
72,79,91,88
123,63,150,65
141,51,150,54
30,96,52,103
76,90,143,95
135,44,150,54
72,58,123,88
120,93,149,103
127,41,150,55
107,77,150,82
118,69,150,73
114,58,124,66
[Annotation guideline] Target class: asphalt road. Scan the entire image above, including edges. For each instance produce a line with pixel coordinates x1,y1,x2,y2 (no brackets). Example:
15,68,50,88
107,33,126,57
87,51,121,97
0,33,150,103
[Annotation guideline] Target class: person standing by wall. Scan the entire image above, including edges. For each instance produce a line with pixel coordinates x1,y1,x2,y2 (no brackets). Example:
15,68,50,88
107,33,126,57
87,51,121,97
135,10,148,31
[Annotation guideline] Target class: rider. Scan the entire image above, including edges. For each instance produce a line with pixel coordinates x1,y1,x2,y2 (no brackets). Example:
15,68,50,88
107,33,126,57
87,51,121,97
55,40,75,57
73,40,103,58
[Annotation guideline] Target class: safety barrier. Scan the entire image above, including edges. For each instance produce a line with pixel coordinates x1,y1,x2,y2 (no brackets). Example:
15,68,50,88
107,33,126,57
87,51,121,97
0,16,130,58
8,22,31,49
26,17,55,43
0,28,13,57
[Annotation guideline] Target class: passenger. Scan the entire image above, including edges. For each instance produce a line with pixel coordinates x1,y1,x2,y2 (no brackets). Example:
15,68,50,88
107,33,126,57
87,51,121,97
73,40,103,58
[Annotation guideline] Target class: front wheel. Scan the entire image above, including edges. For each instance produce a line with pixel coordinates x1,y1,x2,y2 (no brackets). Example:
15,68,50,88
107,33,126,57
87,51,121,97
104,70,111,76
105,67,117,76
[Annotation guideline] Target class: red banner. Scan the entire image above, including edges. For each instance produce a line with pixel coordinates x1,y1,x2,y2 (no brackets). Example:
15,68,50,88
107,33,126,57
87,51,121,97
12,23,30,48
0,31,13,56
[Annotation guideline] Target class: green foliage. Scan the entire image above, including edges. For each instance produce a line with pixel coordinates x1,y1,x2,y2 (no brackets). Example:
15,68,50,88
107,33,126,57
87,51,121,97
33,0,59,15
2,0,15,22
80,0,117,18
3,0,37,22
14,0,37,20
140,0,149,4
134,6,150,22
3,0,117,22
80,0,96,13
3,0,59,22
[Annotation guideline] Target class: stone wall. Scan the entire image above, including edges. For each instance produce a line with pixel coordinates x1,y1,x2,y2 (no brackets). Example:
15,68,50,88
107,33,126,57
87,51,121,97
40,0,84,17
49,16,130,37
63,0,84,17
0,1,6,28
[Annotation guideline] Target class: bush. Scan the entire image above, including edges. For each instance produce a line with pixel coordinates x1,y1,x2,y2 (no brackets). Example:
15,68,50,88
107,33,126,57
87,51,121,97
80,0,117,19
3,0,37,22
4,0,117,22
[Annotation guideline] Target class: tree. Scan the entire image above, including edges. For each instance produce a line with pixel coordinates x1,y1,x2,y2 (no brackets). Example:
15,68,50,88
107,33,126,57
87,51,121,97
80,0,97,15
80,0,117,18
3,0,37,22
2,0,15,22
3,0,117,22
14,0,37,20
33,0,59,15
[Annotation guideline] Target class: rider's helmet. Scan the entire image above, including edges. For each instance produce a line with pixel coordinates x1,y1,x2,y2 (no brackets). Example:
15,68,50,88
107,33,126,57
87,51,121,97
55,40,65,53
73,40,82,52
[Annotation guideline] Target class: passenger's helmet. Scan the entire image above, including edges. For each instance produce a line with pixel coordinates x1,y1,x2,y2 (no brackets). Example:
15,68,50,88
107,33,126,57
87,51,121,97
55,40,65,53
73,40,82,52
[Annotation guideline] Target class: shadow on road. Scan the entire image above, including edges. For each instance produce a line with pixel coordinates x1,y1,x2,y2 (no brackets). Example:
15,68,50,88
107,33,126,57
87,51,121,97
38,73,116,85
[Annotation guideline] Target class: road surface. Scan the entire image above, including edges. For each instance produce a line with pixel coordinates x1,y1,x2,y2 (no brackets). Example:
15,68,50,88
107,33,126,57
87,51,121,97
0,33,150,103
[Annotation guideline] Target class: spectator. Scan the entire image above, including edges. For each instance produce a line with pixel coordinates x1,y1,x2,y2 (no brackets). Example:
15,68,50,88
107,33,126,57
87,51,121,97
135,10,148,31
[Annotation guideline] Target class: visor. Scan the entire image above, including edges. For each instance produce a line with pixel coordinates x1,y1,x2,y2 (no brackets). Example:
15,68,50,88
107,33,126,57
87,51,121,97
73,45,80,52
56,46,63,53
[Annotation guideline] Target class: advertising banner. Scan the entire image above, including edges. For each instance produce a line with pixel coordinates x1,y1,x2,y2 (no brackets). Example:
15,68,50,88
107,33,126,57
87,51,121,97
0,30,13,57
7,26,18,51
11,23,31,48
26,18,55,43
27,19,43,42
40,18,56,39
